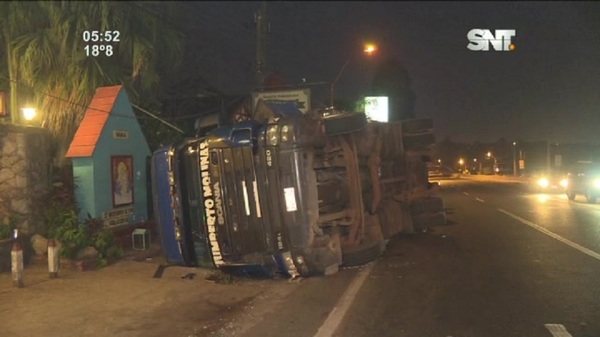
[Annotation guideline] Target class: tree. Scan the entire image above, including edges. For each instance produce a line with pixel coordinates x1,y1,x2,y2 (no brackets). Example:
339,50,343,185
370,56,416,121
1,1,185,164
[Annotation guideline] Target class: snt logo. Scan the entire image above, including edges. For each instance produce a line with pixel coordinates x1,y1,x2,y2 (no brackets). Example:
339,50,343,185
467,29,516,51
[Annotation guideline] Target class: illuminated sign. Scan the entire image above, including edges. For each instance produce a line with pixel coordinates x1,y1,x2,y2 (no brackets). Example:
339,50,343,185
364,96,389,122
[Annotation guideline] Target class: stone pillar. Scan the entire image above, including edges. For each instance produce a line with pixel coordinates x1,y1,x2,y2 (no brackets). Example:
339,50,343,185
0,124,51,235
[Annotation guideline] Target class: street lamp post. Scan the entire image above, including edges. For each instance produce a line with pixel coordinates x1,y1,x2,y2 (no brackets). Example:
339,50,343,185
330,57,352,108
329,43,377,108
512,142,517,176
487,151,498,174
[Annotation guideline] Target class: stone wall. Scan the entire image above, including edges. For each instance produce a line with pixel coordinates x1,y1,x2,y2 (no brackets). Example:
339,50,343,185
0,123,51,235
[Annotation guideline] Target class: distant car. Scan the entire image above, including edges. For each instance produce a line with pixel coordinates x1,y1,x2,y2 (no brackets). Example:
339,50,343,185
428,165,460,180
529,170,568,193
565,161,600,203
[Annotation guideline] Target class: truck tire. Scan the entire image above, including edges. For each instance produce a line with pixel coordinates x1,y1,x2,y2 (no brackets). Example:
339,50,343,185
323,112,367,136
304,232,343,276
410,196,444,215
413,211,447,230
341,240,386,267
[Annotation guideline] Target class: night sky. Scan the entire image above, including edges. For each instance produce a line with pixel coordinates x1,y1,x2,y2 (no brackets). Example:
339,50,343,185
186,1,600,144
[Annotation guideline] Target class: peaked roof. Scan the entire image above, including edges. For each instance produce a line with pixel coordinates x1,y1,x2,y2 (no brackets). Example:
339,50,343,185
65,85,123,158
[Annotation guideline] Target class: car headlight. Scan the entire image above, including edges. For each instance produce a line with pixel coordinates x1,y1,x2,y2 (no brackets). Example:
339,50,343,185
559,179,568,188
267,125,279,145
594,179,600,188
537,178,549,188
280,124,294,142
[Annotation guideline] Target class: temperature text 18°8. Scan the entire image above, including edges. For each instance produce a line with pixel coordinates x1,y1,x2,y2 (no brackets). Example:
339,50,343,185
85,45,114,57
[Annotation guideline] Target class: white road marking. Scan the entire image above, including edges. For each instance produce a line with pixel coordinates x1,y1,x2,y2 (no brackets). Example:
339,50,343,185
498,208,600,261
463,192,470,195
475,197,485,202
545,324,573,337
313,263,374,337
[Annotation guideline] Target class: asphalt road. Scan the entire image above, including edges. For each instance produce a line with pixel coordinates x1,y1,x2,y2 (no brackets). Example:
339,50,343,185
215,177,600,337
5,177,598,337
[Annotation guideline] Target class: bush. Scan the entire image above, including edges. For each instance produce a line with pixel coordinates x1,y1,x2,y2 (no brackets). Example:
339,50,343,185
52,210,88,259
84,215,123,267
0,219,15,240
43,165,122,266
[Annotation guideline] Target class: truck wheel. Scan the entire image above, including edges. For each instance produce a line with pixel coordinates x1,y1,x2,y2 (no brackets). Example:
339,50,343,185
413,211,447,231
341,240,386,267
323,112,367,136
304,233,343,276
410,196,444,215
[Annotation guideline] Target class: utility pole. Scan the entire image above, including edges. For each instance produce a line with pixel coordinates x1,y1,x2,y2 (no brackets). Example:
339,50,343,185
255,1,268,91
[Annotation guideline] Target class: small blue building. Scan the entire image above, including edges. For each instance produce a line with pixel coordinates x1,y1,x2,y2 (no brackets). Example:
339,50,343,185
65,85,151,226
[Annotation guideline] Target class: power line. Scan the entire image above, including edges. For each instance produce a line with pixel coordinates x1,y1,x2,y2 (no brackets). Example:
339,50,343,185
131,104,184,133
0,75,187,134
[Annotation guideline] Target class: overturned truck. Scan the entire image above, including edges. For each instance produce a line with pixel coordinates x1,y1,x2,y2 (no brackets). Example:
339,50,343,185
151,102,445,277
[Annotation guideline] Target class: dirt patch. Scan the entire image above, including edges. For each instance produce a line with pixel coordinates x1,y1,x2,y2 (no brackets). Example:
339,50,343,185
0,253,300,337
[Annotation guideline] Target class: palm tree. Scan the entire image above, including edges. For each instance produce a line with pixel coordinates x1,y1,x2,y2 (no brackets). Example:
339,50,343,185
0,1,42,124
2,1,185,163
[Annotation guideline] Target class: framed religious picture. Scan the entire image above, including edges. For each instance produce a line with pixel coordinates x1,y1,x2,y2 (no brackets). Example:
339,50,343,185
111,155,134,207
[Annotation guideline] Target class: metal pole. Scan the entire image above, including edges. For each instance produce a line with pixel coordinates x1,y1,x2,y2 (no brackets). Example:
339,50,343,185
330,57,352,108
513,142,517,176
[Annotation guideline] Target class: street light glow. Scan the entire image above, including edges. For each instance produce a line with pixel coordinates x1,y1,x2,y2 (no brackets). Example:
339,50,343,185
22,107,37,121
364,43,377,55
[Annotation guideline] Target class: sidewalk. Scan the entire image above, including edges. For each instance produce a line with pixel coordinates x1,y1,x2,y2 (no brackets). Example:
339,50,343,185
0,243,297,337
0,242,165,294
